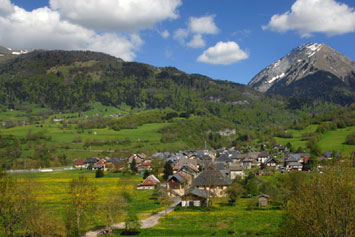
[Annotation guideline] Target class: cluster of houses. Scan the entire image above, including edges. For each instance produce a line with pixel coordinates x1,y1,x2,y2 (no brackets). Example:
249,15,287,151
74,153,152,171
74,146,336,207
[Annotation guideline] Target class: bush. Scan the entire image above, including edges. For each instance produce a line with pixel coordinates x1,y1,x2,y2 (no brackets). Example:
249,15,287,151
246,178,259,196
95,169,104,178
246,197,259,210
345,132,355,145
123,212,141,235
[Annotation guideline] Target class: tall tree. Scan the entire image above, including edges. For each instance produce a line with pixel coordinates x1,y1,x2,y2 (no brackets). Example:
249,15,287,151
66,176,97,237
163,161,173,181
99,193,127,234
0,174,36,237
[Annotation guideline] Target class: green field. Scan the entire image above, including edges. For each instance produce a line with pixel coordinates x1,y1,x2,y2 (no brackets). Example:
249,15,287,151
11,170,283,236
10,170,164,232
0,120,186,162
113,198,283,236
275,125,355,154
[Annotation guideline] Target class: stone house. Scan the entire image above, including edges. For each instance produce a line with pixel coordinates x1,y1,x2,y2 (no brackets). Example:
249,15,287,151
192,167,231,197
258,194,270,207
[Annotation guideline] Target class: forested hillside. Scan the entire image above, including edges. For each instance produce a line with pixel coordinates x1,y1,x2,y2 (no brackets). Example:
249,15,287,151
0,50,310,130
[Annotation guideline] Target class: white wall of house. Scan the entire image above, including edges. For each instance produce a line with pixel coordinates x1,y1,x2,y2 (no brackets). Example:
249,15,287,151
230,170,245,179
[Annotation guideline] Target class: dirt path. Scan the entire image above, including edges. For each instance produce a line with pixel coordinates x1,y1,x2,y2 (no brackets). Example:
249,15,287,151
85,197,181,237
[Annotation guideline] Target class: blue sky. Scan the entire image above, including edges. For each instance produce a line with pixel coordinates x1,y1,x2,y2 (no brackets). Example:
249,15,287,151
1,0,355,84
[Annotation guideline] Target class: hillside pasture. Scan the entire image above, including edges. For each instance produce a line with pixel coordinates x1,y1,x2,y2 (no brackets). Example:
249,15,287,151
275,125,355,154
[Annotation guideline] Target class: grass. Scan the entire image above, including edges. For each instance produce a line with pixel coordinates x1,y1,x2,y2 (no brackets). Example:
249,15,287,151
113,198,283,236
0,121,186,161
11,170,163,231
274,125,355,155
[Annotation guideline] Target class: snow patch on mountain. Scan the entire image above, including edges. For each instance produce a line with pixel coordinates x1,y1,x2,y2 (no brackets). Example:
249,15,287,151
268,73,285,83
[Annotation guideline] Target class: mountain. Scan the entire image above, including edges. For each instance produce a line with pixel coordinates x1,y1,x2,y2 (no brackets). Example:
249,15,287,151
0,48,301,130
248,43,355,105
0,45,31,56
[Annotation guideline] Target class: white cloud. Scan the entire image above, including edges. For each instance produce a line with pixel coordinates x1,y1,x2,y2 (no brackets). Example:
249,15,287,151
88,34,143,61
0,0,14,16
187,34,205,48
0,5,141,61
173,28,189,44
189,15,219,34
0,0,183,61
263,0,355,37
197,41,248,65
174,15,219,48
49,0,182,31
161,30,170,39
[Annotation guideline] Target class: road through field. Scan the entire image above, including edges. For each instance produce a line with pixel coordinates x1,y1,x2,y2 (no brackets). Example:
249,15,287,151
85,197,181,237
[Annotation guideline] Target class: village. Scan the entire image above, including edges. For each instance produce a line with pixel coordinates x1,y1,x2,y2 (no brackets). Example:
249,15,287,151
74,144,337,208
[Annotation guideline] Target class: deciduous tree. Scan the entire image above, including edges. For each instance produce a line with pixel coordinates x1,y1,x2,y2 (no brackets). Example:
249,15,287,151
66,176,97,236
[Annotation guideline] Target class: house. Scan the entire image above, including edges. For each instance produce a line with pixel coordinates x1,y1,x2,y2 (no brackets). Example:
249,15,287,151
285,153,309,171
233,153,247,163
84,157,100,167
264,157,278,168
229,164,245,179
137,175,160,190
273,144,287,152
93,163,105,170
287,162,303,171
74,159,85,169
128,154,145,165
173,158,198,172
108,158,126,171
167,173,187,197
93,159,107,170
215,154,233,164
192,167,231,197
246,152,260,161
230,151,240,162
242,158,254,169
258,194,270,207
257,151,269,165
181,188,209,207
138,160,152,171
215,163,230,177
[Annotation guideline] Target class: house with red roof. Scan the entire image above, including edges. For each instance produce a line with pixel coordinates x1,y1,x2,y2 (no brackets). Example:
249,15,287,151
138,160,152,171
74,159,85,169
137,175,160,190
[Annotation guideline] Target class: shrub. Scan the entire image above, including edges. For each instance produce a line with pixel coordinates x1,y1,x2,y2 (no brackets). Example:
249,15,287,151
95,169,104,178
246,197,259,210
345,132,355,145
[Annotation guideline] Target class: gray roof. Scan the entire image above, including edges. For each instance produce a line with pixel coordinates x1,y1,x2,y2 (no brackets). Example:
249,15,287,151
264,157,277,164
258,194,270,198
288,162,302,167
168,173,185,183
199,155,212,160
258,151,269,158
215,154,233,163
84,157,99,164
236,154,247,159
109,158,125,163
230,151,240,159
193,168,232,187
188,188,209,199
216,163,225,170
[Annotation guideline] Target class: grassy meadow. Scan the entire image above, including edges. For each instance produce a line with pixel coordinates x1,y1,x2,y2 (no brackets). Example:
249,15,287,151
113,198,283,236
274,125,355,155
0,117,186,162
10,170,164,231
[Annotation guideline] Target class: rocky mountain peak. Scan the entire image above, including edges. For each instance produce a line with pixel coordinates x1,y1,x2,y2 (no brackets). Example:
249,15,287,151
248,43,355,92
